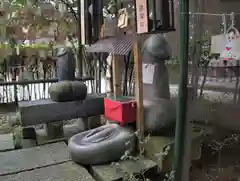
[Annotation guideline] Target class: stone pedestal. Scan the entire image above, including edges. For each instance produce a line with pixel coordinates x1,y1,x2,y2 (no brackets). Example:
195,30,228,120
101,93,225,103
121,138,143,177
22,127,37,148
44,122,64,139
144,133,202,172
36,122,85,145
82,116,102,130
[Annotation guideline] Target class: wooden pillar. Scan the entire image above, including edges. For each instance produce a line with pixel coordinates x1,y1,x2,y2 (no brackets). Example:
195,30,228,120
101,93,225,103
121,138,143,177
134,0,147,152
133,41,144,151
80,0,86,45
112,55,121,97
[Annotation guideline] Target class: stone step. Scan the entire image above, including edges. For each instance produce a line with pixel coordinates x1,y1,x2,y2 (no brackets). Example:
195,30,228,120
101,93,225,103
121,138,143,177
91,163,127,181
144,133,202,172
0,161,95,181
0,142,70,176
90,158,157,181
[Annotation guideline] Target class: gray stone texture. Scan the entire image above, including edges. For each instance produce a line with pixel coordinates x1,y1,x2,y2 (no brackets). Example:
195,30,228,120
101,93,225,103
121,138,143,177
18,94,105,126
91,158,157,181
0,161,95,181
91,164,127,181
0,134,14,151
36,122,84,145
0,142,70,176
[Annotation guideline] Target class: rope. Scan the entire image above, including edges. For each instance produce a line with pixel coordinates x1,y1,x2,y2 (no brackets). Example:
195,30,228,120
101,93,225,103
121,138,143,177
181,12,240,16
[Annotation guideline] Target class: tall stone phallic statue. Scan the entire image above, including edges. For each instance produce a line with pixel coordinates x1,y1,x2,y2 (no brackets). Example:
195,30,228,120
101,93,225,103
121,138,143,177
142,34,172,100
142,34,176,136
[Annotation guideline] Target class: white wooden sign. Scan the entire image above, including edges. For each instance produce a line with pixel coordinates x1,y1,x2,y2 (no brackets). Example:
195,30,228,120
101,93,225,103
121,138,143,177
142,64,155,84
135,0,148,34
80,0,86,45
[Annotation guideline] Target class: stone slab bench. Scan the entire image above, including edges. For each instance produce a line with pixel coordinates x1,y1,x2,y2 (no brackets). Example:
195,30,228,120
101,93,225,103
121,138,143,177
18,94,105,126
0,161,95,181
0,142,70,176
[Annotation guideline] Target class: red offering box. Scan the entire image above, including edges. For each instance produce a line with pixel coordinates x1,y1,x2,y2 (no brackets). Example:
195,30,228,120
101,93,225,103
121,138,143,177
104,97,137,125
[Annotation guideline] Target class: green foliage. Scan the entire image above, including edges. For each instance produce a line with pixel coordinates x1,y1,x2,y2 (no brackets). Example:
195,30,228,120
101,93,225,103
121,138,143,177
199,30,211,66
164,170,175,181
13,0,26,6
168,30,211,68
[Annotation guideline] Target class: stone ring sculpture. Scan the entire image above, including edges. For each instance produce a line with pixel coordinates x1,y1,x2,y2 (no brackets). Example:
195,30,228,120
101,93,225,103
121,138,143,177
68,124,136,165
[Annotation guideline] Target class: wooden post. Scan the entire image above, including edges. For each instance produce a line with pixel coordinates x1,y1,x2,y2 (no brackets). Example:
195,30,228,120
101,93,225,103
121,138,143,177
112,4,121,97
112,55,121,97
80,0,86,45
134,0,147,151
14,84,18,105
76,0,82,77
133,40,144,151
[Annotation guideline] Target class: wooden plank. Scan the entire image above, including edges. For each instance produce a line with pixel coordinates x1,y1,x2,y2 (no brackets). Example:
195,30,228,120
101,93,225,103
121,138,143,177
91,164,128,181
0,161,95,181
80,0,86,45
0,142,70,176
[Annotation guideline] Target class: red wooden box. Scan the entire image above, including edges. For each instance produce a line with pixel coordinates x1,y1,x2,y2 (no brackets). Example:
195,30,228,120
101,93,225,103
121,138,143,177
104,97,137,125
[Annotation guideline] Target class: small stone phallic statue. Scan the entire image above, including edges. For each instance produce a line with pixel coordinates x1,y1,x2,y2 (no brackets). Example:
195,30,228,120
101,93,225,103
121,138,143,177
56,46,76,81
47,34,76,81
48,35,88,102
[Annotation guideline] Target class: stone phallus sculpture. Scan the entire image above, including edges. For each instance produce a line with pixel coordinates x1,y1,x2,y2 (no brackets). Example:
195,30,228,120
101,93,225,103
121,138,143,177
48,45,87,102
56,46,76,81
142,34,176,136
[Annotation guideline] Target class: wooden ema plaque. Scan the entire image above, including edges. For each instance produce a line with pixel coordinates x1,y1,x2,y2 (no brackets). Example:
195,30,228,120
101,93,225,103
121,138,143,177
135,0,148,34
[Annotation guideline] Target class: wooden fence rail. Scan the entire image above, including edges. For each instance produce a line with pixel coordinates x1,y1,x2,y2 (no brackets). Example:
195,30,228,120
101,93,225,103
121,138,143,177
0,77,94,104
